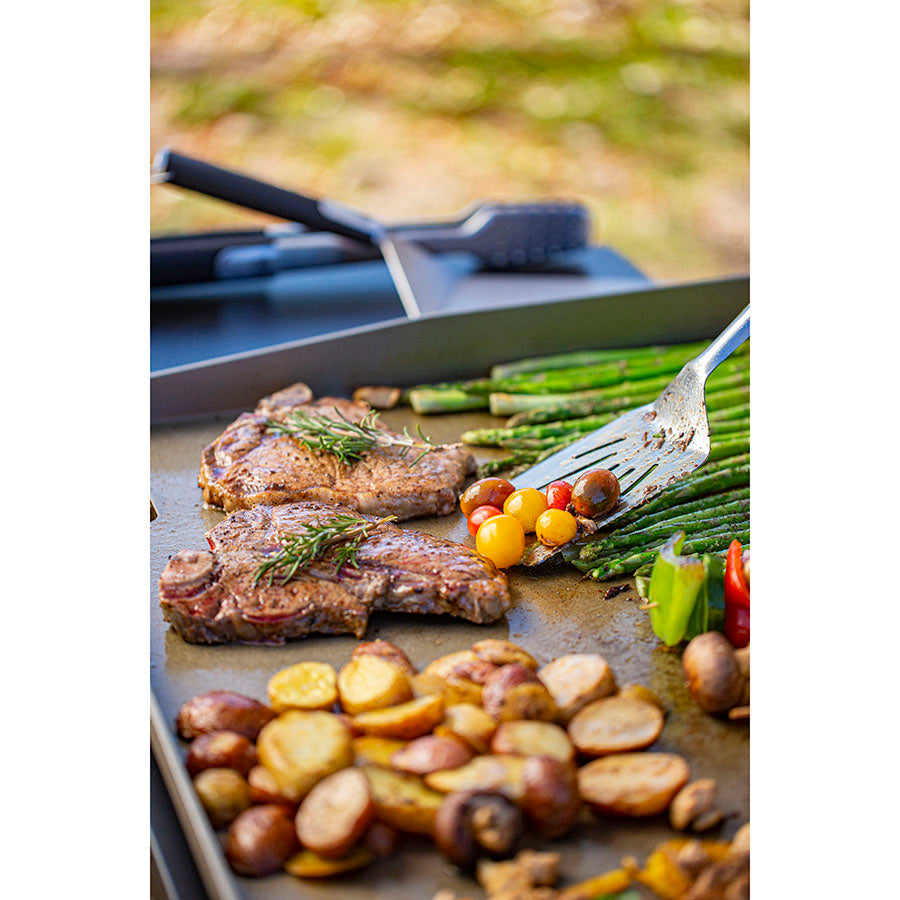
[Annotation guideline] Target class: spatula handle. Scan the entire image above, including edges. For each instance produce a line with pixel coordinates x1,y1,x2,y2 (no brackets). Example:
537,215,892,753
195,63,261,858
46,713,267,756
153,148,380,245
693,305,750,382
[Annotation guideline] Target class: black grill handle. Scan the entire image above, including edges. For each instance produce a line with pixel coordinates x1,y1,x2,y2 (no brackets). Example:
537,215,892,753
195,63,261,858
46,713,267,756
153,148,380,245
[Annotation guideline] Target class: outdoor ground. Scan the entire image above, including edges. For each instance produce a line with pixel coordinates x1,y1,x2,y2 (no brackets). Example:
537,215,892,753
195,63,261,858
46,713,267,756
151,0,748,281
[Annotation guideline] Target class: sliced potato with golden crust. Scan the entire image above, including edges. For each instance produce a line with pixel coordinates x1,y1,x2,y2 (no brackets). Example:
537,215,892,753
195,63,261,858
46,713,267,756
618,683,666,715
491,720,574,764
284,847,375,878
337,656,412,716
489,682,559,723
472,639,538,670
424,754,526,802
568,696,663,756
352,694,444,739
362,766,445,835
352,735,409,768
267,661,338,713
578,752,690,817
436,703,498,754
538,654,617,723
423,650,480,680
295,768,374,858
256,711,354,802
411,672,447,698
390,735,472,775
351,640,417,678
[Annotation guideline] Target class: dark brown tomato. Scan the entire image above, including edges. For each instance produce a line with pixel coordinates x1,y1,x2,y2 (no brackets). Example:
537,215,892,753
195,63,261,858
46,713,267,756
460,478,516,517
571,469,620,518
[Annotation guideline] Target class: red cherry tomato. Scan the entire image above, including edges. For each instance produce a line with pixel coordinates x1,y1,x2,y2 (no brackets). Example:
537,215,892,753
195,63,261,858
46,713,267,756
467,505,502,537
546,480,573,511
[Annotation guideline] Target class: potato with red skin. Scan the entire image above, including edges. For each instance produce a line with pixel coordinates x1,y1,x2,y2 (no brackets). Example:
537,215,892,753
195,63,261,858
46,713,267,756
295,768,374,858
472,639,538,670
177,691,275,741
483,664,558,722
522,757,581,839
186,730,257,777
390,735,473,775
193,768,252,828
351,640,417,679
247,765,296,808
226,804,299,876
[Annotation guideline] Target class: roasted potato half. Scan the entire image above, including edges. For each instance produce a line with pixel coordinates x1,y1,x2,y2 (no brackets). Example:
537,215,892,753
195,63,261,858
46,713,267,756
351,640,416,678
390,735,473,775
472,639,538,670
436,703,498,754
284,847,375,878
186,730,257,777
578,752,690,817
425,755,526,803
362,766,445,835
177,691,275,741
352,735,409,768
538,654,617,723
193,768,252,828
267,661,338,713
337,656,413,716
491,721,574,764
256,710,354,802
226,805,299,876
352,694,445,739
295,767,374,858
568,696,663,756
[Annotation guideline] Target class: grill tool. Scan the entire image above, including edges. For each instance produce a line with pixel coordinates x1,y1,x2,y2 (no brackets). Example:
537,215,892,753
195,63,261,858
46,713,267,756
512,305,750,531
153,149,590,317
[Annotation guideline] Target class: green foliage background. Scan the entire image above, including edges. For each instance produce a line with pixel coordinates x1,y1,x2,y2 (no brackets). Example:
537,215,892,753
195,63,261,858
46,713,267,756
151,0,748,279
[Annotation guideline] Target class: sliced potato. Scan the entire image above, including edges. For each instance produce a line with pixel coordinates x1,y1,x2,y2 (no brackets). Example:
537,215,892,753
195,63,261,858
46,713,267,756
424,754,526,802
256,711,354,802
337,655,412,716
489,682,559,723
491,720,574,764
538,654,617,722
423,650,479,679
352,735,409,768
267,661,338,713
411,672,447,698
578,752,690,817
472,639,538,670
436,703,497,754
284,847,375,878
351,639,417,678
352,694,444,739
362,765,445,835
390,735,472,775
412,668,484,706
568,696,663,756
295,768,374,858
618,683,666,714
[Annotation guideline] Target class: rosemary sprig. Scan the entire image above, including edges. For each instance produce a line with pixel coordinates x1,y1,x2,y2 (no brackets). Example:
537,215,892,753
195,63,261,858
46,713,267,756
267,407,436,466
253,514,397,586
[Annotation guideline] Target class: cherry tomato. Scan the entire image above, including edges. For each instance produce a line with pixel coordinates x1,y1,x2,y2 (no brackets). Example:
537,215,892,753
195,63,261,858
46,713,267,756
503,488,549,533
534,509,578,547
475,515,526,568
546,480,573,511
460,478,516,518
467,505,502,537
571,469,620,518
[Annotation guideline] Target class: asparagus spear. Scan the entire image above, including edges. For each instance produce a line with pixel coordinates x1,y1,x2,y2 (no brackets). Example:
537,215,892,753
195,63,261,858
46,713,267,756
609,489,750,534
581,528,750,580
709,403,750,422
407,389,486,414
579,512,749,557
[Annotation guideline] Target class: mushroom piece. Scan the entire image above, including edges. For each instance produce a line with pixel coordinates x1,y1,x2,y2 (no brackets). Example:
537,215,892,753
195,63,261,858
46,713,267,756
669,779,722,832
682,632,744,713
434,790,524,870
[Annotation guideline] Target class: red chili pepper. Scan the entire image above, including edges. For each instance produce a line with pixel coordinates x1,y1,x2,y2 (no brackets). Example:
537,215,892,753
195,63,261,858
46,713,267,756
724,538,750,647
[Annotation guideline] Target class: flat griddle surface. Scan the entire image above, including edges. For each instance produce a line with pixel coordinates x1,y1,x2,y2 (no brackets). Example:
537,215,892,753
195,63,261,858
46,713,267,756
151,405,748,900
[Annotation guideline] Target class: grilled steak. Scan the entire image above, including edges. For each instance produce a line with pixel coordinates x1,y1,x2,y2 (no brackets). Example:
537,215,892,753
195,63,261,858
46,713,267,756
159,501,510,644
199,383,475,520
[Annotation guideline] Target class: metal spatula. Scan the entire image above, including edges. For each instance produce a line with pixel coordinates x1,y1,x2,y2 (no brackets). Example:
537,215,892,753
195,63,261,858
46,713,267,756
511,306,750,531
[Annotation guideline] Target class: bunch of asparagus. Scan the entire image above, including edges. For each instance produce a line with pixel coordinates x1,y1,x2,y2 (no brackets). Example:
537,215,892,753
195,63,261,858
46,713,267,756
400,338,749,582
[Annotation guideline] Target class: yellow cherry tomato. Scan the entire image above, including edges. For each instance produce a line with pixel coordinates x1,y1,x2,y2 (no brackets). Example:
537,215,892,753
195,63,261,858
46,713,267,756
475,514,526,568
534,508,578,547
502,488,549,534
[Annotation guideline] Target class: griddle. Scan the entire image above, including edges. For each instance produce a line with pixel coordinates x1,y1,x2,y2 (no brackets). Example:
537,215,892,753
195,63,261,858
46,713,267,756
151,276,749,900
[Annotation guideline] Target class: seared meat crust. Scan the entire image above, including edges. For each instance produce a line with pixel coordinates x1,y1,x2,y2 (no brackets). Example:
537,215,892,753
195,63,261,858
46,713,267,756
159,501,510,644
199,385,475,520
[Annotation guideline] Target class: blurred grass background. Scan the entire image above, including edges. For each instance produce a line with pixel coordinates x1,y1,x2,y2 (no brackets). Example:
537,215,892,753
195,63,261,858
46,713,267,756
151,0,748,280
